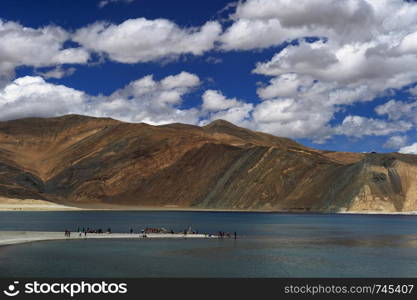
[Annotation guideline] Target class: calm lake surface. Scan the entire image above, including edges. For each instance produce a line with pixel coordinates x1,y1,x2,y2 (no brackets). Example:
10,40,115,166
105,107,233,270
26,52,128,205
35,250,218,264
1,211,417,277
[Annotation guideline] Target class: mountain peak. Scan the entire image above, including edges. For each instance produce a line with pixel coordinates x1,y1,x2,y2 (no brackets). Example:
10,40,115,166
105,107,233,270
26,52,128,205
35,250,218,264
204,119,239,128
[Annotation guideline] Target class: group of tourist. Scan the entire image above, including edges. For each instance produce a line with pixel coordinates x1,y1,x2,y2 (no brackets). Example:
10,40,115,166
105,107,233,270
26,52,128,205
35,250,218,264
218,231,237,239
76,227,112,234
64,227,238,239
65,227,113,237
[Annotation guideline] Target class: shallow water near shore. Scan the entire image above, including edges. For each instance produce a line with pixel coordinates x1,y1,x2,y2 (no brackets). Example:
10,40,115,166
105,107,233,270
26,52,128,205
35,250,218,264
1,211,417,277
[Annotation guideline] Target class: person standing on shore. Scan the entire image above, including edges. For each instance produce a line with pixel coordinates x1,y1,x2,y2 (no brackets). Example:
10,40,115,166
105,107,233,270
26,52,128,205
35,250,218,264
234,232,237,239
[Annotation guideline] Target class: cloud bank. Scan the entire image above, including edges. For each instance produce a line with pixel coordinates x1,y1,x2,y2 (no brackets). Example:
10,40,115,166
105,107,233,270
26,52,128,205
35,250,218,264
218,0,417,141
0,72,201,125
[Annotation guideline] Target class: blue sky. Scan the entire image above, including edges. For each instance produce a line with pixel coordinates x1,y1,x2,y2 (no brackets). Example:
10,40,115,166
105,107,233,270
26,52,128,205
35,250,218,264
1,0,417,153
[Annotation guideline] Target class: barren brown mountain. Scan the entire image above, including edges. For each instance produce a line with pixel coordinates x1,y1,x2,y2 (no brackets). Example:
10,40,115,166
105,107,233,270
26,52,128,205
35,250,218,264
1,115,417,212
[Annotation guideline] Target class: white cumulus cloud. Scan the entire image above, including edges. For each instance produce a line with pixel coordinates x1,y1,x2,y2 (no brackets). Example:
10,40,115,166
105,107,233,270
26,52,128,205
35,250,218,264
0,19,89,85
250,97,334,141
376,99,417,124
399,143,417,155
0,72,202,125
220,0,377,51
218,0,417,140
202,90,242,111
200,90,253,126
73,18,222,63
336,115,411,138
0,76,86,121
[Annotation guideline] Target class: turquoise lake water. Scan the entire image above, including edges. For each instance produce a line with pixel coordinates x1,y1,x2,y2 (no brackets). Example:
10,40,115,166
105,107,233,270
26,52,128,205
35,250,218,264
1,211,417,277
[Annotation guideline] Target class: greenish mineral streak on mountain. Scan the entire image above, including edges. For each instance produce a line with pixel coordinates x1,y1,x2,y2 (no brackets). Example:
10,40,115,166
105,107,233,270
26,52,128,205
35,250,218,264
0,115,417,213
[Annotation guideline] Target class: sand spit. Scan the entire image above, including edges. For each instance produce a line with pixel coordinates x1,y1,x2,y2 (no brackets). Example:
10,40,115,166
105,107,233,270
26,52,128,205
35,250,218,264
0,231,217,247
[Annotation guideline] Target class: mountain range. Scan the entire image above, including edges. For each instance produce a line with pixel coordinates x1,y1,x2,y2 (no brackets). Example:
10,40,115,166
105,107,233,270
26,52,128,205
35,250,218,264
1,115,416,213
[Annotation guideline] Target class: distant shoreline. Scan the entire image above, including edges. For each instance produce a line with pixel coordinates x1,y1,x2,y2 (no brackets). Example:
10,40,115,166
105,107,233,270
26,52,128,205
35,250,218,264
0,198,83,211
1,198,417,216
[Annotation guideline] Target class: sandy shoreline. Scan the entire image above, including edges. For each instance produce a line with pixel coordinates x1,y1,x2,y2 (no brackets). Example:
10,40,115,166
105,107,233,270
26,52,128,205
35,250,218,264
0,231,216,247
1,198,417,215
0,198,82,211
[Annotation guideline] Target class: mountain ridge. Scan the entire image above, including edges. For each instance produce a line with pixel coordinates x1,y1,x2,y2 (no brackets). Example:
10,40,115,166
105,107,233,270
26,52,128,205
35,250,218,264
0,115,416,213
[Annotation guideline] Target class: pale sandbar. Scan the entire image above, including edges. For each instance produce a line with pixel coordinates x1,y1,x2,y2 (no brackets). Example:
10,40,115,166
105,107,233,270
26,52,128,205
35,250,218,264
0,231,217,247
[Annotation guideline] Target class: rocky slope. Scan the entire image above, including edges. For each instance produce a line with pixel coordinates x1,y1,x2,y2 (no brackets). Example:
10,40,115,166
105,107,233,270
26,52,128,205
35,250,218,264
0,115,416,213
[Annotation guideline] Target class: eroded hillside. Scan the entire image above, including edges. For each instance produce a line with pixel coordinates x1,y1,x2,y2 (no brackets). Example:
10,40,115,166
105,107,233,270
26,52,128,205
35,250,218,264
1,115,416,212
